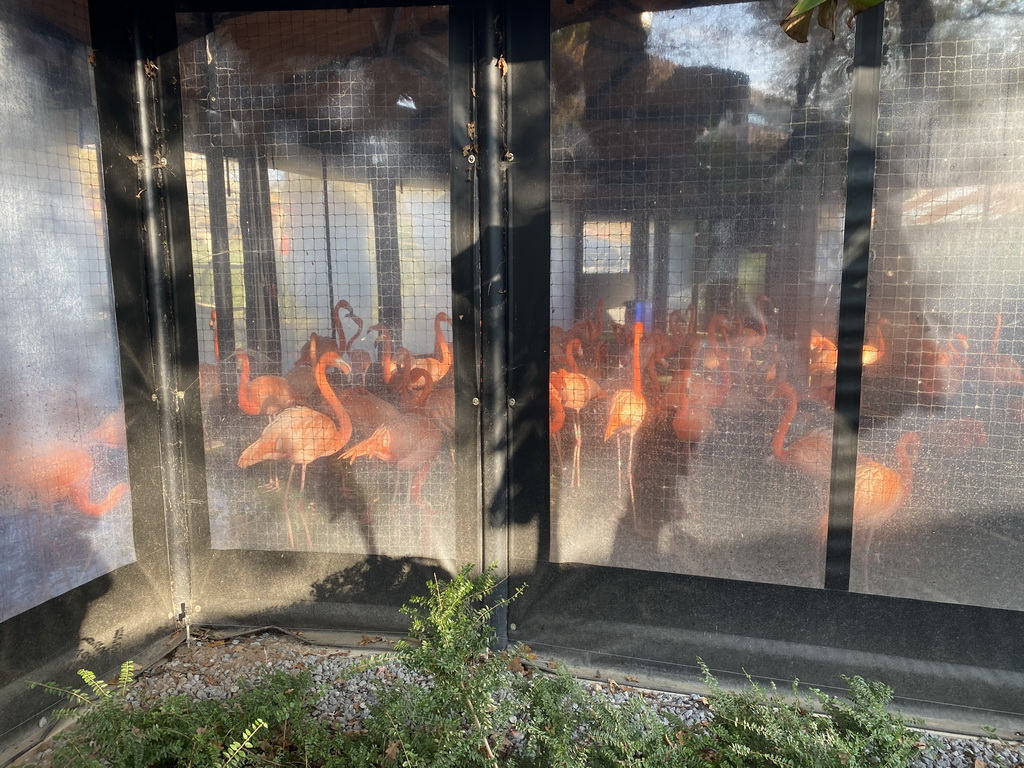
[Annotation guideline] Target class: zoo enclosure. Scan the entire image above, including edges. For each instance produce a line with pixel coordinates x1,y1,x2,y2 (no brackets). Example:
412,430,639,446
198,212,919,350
2,0,1024,756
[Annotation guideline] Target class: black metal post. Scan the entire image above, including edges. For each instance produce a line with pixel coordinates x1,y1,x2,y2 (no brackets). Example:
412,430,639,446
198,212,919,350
825,4,884,591
506,0,551,571
476,0,510,642
238,149,283,370
450,3,485,570
202,13,237,382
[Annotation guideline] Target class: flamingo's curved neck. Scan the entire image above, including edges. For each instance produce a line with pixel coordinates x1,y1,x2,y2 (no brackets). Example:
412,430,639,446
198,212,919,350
435,313,452,367
710,315,732,387
405,369,433,408
631,322,643,394
331,301,348,352
316,352,352,440
348,312,364,352
566,338,582,374
211,310,220,361
772,384,797,461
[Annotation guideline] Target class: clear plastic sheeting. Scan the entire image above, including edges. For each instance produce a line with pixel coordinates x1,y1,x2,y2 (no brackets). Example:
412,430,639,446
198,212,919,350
853,4,1024,609
0,0,134,623
177,8,455,559
549,1,851,588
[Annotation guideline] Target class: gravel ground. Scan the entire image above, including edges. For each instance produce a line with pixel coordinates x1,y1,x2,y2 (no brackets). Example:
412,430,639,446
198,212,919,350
10,628,1024,767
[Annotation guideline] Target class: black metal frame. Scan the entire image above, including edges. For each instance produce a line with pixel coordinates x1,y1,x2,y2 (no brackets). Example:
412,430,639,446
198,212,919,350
4,0,1024,753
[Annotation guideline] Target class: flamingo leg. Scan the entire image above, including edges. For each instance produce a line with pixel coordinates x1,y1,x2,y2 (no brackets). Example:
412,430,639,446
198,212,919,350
572,414,583,488
297,463,313,549
615,434,624,496
627,430,638,525
283,463,297,549
553,428,564,475
409,463,434,550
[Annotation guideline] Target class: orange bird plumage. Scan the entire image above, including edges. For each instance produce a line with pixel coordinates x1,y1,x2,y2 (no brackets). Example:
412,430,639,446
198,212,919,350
335,300,373,387
341,372,444,532
233,350,301,418
238,350,353,548
671,369,716,448
408,312,453,387
853,431,921,590
770,382,832,480
979,313,1024,387
604,321,647,512
554,337,604,488
1,442,128,517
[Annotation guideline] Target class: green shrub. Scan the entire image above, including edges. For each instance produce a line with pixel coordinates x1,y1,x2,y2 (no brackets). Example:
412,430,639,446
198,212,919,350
29,564,927,768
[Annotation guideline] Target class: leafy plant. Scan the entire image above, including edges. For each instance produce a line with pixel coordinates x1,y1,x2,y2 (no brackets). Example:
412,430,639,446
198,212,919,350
681,659,926,767
30,665,335,767
27,565,928,768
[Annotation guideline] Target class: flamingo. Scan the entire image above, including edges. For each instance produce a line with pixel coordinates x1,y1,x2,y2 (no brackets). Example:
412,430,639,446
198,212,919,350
335,300,372,387
198,309,223,408
549,381,566,471
687,314,732,411
730,294,769,369
86,410,128,449
1,442,128,517
409,312,453,387
554,337,605,488
233,350,301,419
853,431,921,590
370,323,401,391
605,321,647,511
237,350,353,549
341,371,444,533
670,369,716,467
298,333,398,439
978,313,1024,387
770,382,833,480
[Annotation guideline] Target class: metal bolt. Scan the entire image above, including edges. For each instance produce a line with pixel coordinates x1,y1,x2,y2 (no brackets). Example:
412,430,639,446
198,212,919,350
509,398,516,407
467,154,477,165
509,623,517,631
472,397,480,406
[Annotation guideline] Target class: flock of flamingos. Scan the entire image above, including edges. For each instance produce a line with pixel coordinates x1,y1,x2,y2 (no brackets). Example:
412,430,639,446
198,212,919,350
549,298,1024,584
3,292,1022,579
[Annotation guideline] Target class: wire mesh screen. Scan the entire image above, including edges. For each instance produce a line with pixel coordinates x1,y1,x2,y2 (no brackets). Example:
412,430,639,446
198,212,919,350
0,0,134,623
178,8,454,559
855,4,1024,609
549,1,852,588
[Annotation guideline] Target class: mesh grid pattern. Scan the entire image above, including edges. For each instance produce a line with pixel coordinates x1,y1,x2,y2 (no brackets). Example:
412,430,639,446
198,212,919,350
855,6,1024,609
0,0,134,623
549,1,852,588
178,8,454,558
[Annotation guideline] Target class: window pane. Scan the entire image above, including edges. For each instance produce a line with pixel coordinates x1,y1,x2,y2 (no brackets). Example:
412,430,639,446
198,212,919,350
0,0,134,622
550,2,851,588
853,4,1024,610
178,8,454,557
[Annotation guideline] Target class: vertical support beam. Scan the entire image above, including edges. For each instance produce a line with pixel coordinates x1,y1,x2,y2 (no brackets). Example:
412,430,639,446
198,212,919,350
369,164,404,349
90,0,205,621
238,150,282,371
506,0,552,568
203,13,237,378
476,0,510,641
322,156,337,337
450,4,485,570
825,5,884,591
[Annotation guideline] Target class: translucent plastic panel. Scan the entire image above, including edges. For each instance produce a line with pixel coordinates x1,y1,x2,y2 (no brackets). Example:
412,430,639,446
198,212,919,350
0,0,134,622
550,2,852,587
178,8,454,558
853,5,1024,610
